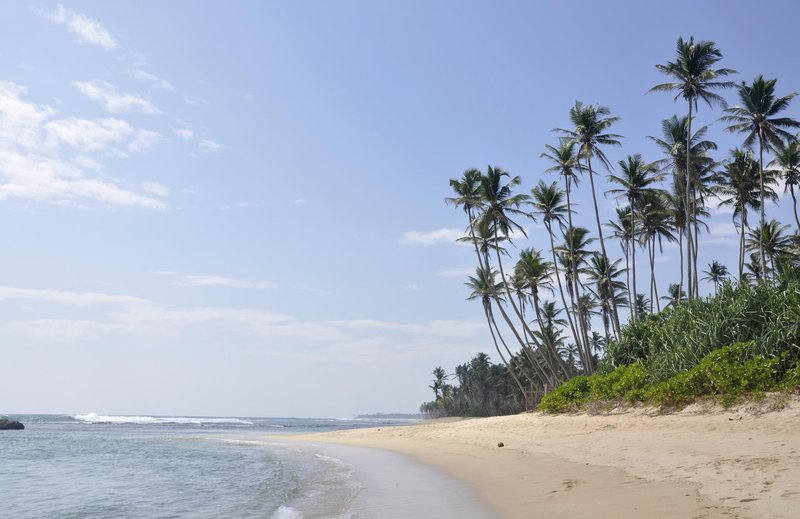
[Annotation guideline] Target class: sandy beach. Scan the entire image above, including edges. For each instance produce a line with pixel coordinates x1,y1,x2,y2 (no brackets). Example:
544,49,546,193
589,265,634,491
298,397,800,518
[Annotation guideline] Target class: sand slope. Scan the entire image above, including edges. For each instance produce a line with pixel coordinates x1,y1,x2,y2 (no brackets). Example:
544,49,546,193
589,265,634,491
299,397,800,518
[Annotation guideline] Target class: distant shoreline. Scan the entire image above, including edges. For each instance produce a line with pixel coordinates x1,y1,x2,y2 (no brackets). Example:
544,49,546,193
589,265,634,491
296,398,800,518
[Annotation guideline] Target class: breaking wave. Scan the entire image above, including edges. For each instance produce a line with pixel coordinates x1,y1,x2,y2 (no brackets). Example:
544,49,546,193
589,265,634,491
73,413,254,426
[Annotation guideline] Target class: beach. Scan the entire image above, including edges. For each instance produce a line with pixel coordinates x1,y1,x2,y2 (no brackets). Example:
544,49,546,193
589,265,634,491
298,397,800,518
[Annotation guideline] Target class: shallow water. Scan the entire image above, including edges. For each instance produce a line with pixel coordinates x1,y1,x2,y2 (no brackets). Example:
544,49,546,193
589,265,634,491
0,414,489,518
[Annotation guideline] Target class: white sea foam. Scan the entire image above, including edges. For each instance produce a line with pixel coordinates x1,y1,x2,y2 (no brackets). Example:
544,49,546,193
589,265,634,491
272,505,304,519
73,412,253,426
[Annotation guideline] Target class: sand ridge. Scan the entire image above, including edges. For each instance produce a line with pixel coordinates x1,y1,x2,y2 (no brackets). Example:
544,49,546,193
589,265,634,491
297,397,800,518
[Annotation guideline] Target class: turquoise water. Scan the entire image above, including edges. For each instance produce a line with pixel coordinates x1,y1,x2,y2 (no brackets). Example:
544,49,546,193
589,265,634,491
0,414,426,518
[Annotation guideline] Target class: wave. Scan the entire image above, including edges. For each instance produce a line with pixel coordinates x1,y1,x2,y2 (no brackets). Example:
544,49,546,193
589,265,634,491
73,413,254,426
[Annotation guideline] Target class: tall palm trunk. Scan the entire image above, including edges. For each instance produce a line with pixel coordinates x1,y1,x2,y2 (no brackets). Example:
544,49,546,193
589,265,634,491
623,239,632,322
677,229,684,298
559,179,587,356
571,257,594,374
532,290,570,380
738,212,746,282
585,155,621,334
545,221,584,370
685,102,695,300
693,203,700,294
483,302,529,406
629,195,638,322
758,136,768,281
790,186,800,232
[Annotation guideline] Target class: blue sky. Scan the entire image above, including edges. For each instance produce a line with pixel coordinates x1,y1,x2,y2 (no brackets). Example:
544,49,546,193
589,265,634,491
1,1,799,417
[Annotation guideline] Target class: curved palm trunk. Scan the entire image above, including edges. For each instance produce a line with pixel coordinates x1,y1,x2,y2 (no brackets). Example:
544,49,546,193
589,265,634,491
572,264,594,374
692,194,700,294
585,155,621,334
623,238,632,322
686,102,695,300
630,195,638,323
545,222,583,367
532,289,570,380
484,302,530,406
491,232,558,386
758,137,768,281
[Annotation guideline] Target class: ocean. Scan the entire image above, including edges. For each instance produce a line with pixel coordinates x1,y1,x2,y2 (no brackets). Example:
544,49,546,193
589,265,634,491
0,414,491,519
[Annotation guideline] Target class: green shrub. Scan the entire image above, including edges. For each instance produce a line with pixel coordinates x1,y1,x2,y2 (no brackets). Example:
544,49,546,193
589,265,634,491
588,362,649,401
538,376,590,413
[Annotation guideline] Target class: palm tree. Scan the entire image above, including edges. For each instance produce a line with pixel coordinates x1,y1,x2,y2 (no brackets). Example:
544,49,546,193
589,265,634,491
607,206,634,318
650,36,736,300
702,261,729,293
770,137,800,231
639,191,676,312
661,283,687,307
648,115,718,297
745,220,792,280
529,180,584,365
721,75,800,279
556,102,623,330
714,149,777,281
607,154,661,322
465,267,530,402
557,226,596,373
586,253,626,344
515,248,570,379
635,293,651,317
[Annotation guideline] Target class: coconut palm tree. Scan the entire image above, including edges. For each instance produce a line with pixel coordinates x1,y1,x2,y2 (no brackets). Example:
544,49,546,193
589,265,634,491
557,226,596,372
635,293,651,317
721,75,800,279
639,191,676,312
465,267,531,402
650,36,736,300
648,115,718,298
661,283,687,307
702,261,729,294
529,180,584,363
607,206,634,318
714,149,777,281
586,253,626,344
516,249,570,379
770,137,800,231
556,102,623,330
745,220,793,280
607,154,661,322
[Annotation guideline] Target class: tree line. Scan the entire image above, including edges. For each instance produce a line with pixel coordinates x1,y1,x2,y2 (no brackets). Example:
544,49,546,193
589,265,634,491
423,36,800,415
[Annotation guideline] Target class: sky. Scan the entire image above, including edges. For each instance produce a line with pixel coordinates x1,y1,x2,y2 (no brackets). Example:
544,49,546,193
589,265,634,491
1,1,799,418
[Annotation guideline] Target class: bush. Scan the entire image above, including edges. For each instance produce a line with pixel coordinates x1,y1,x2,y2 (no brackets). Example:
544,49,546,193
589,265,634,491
538,376,591,413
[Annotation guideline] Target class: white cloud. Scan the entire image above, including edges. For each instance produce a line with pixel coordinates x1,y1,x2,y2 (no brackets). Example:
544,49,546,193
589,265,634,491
174,275,277,290
73,80,161,114
701,221,740,247
293,198,307,206
0,286,147,306
38,5,118,50
0,82,166,209
129,69,174,90
173,128,193,141
401,228,463,245
141,182,169,197
197,139,222,153
128,129,162,153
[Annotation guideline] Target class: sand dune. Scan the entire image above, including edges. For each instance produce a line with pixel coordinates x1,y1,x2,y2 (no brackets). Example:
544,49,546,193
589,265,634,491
299,397,800,518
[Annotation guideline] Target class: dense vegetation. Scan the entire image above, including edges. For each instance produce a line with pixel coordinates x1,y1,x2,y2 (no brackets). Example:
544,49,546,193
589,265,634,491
422,36,800,417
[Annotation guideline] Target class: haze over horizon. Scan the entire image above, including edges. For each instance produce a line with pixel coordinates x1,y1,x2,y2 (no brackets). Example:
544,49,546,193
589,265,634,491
2,0,799,418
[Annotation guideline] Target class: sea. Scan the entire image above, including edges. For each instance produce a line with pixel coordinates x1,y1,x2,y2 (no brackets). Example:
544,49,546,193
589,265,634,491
0,414,491,519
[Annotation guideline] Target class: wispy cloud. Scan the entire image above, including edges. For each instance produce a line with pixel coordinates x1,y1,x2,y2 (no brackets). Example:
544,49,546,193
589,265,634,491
439,266,475,278
171,274,277,290
38,5,118,50
73,80,161,114
129,69,174,90
401,228,463,246
173,128,193,141
197,139,222,153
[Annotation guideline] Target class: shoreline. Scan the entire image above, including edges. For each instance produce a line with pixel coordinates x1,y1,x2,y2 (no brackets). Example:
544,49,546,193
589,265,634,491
295,398,800,518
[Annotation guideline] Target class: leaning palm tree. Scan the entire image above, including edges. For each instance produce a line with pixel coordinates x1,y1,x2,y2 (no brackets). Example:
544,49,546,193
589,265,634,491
529,180,584,363
702,261,729,294
556,102,623,329
745,220,793,280
557,226,596,373
770,137,800,231
465,267,531,402
721,75,800,279
714,149,777,281
606,154,661,322
650,36,736,300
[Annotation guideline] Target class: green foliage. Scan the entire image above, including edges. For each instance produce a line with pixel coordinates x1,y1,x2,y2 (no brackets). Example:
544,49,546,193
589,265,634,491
606,269,800,382
538,376,591,413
